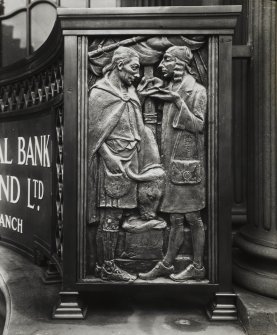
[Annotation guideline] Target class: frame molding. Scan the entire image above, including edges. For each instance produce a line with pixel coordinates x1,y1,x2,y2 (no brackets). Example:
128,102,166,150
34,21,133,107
56,5,241,319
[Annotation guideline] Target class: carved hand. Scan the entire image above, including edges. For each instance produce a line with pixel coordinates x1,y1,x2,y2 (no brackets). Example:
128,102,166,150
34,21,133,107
99,143,126,175
104,154,125,174
137,76,164,96
149,88,181,104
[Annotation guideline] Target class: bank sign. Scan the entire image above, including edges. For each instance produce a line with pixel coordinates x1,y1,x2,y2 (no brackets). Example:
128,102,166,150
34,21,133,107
0,111,54,254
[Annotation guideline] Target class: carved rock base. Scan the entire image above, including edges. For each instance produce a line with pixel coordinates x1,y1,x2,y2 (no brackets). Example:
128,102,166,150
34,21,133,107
206,292,238,321
123,229,164,259
52,291,87,319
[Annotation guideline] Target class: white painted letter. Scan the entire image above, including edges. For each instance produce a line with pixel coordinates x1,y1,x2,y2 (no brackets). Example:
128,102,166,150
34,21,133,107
5,215,11,229
25,137,35,166
27,178,35,209
10,176,20,203
43,135,51,167
38,181,44,200
0,175,9,201
11,217,17,231
18,137,26,165
17,219,23,233
3,138,13,164
34,136,43,166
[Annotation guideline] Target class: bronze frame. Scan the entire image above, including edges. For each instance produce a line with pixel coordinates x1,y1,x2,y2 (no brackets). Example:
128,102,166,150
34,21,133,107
57,5,241,320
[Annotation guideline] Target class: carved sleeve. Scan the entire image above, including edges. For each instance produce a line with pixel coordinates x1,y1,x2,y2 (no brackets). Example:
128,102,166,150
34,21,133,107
172,88,207,133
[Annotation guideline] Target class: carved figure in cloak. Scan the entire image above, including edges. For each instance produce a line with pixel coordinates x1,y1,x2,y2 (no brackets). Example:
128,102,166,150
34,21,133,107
88,46,164,282
138,46,207,281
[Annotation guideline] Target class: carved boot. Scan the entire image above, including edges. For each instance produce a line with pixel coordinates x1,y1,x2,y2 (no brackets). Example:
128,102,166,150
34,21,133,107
101,260,137,282
138,261,174,280
170,263,205,282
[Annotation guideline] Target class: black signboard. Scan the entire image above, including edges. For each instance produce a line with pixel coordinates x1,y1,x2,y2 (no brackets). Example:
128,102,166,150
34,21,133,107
0,109,55,258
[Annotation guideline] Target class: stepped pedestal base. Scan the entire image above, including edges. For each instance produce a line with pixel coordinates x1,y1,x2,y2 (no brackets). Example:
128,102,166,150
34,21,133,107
207,292,238,321
52,291,87,319
42,261,62,284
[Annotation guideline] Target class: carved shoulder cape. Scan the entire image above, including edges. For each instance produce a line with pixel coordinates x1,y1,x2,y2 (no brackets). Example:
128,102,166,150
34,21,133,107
88,76,143,166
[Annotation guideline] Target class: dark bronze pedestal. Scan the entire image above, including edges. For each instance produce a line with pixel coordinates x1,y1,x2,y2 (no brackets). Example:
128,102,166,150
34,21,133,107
52,5,241,320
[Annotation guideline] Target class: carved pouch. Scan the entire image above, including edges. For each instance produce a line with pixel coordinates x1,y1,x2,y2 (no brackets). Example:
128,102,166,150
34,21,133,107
169,159,202,185
104,170,132,199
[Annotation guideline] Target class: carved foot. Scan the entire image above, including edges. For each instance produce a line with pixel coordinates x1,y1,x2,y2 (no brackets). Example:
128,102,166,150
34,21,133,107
170,264,205,282
97,260,137,282
206,292,238,321
138,261,174,280
52,291,87,319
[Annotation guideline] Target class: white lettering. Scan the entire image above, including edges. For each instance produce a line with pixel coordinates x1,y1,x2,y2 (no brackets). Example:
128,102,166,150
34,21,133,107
0,138,13,164
0,175,21,203
33,179,38,198
43,135,50,167
27,178,35,209
38,180,44,200
0,214,4,226
5,215,11,229
18,137,26,165
11,217,17,231
0,214,23,234
17,219,23,233
25,137,35,166
0,175,9,201
34,136,43,167
17,135,51,167
0,142,4,163
27,178,44,210
10,176,20,203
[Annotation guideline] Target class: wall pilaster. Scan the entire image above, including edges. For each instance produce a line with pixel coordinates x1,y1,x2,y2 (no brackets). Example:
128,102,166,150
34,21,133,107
233,0,277,298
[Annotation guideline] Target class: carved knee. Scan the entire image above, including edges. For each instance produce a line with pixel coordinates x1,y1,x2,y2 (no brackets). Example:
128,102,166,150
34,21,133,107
170,213,184,227
185,211,204,229
138,178,164,219
101,209,122,232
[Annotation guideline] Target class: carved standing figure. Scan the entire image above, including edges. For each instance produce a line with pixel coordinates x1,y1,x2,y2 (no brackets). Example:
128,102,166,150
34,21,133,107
139,46,207,281
88,46,164,282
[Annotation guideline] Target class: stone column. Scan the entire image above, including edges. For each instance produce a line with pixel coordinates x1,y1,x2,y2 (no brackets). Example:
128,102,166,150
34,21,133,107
233,0,277,298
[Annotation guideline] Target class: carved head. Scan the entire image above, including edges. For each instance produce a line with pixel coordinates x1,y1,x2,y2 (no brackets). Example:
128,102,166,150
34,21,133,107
103,46,140,86
159,46,194,81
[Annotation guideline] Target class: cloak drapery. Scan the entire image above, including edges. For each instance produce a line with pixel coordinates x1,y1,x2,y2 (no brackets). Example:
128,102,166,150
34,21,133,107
88,76,161,223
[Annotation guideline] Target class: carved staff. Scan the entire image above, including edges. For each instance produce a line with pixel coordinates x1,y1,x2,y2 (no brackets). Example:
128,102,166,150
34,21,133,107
143,65,157,137
88,36,148,58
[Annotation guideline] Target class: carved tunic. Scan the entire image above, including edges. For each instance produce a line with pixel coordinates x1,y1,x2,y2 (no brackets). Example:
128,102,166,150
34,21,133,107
160,74,207,213
98,102,141,209
106,104,141,151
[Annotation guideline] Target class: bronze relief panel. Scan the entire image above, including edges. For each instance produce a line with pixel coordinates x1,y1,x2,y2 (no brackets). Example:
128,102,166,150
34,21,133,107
86,35,209,283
